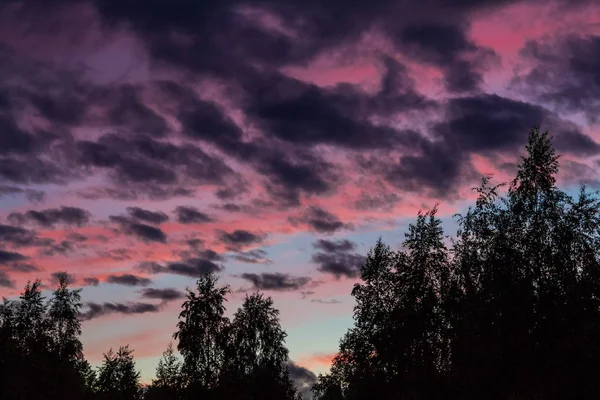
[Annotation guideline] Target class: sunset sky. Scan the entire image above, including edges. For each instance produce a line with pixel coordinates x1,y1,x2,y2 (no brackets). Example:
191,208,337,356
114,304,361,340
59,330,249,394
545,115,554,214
1,0,600,386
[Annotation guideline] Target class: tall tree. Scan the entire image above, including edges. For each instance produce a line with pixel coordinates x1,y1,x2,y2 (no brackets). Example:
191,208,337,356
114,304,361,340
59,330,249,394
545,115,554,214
47,274,93,399
145,343,182,400
173,271,230,396
96,345,141,400
221,292,298,400
314,127,600,399
48,273,84,363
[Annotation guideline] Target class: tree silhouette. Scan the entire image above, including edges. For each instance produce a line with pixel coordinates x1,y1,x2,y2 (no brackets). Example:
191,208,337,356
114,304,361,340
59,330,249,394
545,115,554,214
173,271,230,398
3,126,600,400
96,345,141,400
145,343,183,400
314,127,600,399
220,292,298,400
0,278,95,400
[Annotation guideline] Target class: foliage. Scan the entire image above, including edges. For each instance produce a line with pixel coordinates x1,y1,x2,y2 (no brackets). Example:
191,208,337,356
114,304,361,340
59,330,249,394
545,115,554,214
313,127,600,399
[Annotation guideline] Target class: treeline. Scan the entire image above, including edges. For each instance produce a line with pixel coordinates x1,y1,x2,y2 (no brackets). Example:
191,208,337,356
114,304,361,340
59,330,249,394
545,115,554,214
0,273,301,399
312,128,600,399
2,127,600,400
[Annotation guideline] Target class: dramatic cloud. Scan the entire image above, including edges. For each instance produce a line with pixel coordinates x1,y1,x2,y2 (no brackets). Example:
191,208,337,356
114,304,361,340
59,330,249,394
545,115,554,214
40,240,77,257
2,0,600,383
105,274,152,287
110,215,168,243
354,191,401,211
311,299,342,304
218,229,266,251
136,257,224,278
76,132,237,199
312,239,365,278
289,206,351,234
126,207,169,224
8,206,91,228
287,361,317,400
240,272,311,291
0,249,27,264
97,248,133,261
232,249,271,264
4,263,40,273
0,224,42,247
83,277,100,287
139,288,185,301
515,34,600,123
0,271,15,288
80,302,161,321
66,232,88,242
50,271,76,285
313,239,356,253
0,185,45,204
174,206,214,224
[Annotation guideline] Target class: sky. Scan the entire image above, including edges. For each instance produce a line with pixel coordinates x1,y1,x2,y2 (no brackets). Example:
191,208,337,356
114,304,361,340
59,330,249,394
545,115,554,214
1,0,600,390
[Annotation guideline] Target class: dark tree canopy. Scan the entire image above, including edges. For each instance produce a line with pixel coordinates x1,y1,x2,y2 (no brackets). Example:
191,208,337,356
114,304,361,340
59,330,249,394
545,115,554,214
2,127,599,400
313,127,600,400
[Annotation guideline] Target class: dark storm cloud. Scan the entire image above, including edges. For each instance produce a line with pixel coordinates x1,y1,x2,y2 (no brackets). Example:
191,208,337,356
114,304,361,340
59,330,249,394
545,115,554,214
287,360,318,400
383,139,466,197
0,249,27,264
259,153,339,207
77,134,235,190
312,239,365,279
195,249,224,262
139,288,185,301
311,299,342,304
97,248,133,261
40,240,77,257
432,95,596,154
136,257,224,278
77,185,195,201
289,206,351,234
354,191,401,211
29,92,86,127
109,215,167,243
240,272,311,291
91,0,514,79
0,224,48,247
379,93,600,196
66,232,88,242
7,206,91,228
0,155,71,185
516,35,600,124
83,277,99,287
50,271,76,285
94,84,169,137
232,249,271,264
80,301,161,321
0,271,15,288
126,207,169,224
174,83,341,206
0,185,45,204
0,113,38,155
5,263,40,273
312,252,365,279
105,274,152,287
393,22,497,92
241,68,431,149
214,203,252,213
218,229,266,250
0,49,81,185
178,97,244,145
174,206,214,224
313,239,356,253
